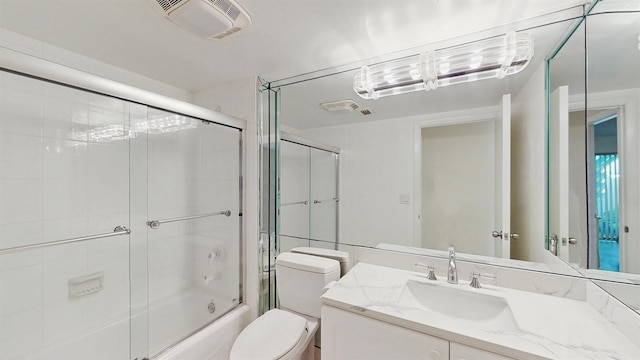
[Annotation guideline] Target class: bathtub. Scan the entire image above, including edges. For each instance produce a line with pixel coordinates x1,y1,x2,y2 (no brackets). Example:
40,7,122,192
154,304,250,360
13,289,250,360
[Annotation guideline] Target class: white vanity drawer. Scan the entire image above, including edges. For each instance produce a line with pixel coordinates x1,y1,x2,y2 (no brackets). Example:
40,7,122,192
450,342,514,360
322,306,449,360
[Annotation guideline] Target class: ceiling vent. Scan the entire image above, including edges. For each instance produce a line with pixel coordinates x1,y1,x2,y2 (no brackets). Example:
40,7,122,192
152,0,251,39
320,100,360,113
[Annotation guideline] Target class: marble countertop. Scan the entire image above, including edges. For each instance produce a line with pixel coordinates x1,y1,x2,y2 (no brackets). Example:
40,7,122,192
321,262,640,360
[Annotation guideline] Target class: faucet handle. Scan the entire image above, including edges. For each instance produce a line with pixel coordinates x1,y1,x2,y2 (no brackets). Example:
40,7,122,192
469,272,497,288
415,263,438,280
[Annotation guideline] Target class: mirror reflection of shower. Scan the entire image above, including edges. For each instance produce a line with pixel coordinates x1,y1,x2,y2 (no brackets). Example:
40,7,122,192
278,132,339,253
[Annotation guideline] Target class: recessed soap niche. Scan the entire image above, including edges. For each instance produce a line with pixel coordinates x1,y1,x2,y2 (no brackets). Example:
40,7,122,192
68,271,104,298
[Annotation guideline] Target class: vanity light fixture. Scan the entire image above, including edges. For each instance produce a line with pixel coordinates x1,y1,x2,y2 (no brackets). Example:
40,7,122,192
353,32,534,99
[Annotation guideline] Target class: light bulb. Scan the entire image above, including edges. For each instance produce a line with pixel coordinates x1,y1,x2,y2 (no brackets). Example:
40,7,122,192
383,69,397,84
470,54,483,69
439,61,450,74
410,66,420,80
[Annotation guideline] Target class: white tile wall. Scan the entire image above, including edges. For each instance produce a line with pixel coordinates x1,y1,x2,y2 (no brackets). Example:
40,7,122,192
0,305,43,357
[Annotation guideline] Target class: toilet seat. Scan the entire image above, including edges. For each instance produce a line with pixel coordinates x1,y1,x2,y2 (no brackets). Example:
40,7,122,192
230,309,308,360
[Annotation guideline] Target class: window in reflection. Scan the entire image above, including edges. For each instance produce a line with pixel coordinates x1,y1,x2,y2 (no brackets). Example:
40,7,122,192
593,116,620,271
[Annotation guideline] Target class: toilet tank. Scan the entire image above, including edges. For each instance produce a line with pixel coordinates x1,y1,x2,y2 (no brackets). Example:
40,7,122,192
276,252,340,318
290,247,351,276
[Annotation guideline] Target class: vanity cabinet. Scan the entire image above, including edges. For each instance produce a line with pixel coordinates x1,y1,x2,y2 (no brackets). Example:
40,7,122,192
322,306,449,359
450,342,513,360
322,306,513,360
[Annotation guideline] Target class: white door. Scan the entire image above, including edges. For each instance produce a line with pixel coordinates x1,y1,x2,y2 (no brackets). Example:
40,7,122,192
549,86,570,261
494,94,512,258
417,94,513,259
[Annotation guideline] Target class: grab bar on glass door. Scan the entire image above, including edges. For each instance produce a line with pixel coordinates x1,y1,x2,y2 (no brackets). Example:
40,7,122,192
313,198,339,204
281,200,308,206
0,226,131,256
147,210,231,229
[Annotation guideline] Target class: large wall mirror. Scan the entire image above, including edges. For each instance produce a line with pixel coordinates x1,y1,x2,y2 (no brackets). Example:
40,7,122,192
261,1,639,313
271,16,577,263
548,0,640,311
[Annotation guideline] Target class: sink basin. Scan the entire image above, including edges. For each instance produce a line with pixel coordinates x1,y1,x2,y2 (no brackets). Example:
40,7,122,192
403,280,519,332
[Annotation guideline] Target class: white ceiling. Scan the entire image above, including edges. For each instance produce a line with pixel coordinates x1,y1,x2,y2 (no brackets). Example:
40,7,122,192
0,0,588,92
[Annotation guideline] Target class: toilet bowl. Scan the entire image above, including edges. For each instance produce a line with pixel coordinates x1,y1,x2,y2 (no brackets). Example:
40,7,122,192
230,252,340,360
229,309,317,360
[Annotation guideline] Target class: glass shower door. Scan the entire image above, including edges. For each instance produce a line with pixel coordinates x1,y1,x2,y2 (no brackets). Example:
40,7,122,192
309,148,339,248
279,141,310,251
0,71,133,360
139,109,242,357
278,142,339,251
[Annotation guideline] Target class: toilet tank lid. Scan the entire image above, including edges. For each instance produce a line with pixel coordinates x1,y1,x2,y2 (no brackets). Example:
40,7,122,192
291,247,350,264
276,252,340,274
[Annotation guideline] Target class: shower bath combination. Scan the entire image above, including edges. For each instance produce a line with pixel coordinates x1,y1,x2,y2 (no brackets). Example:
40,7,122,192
0,63,244,360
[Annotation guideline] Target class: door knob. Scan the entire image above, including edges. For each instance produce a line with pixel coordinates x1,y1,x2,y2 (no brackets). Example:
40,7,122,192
549,234,558,255
492,231,518,240
568,237,577,245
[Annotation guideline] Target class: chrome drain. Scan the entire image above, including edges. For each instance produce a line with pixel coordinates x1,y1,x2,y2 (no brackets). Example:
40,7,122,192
208,300,216,314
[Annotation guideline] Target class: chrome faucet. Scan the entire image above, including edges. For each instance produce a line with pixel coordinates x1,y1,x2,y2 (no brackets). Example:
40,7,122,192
447,245,458,284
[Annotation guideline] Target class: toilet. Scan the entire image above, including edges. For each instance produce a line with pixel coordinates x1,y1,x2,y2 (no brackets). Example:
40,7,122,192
229,252,341,360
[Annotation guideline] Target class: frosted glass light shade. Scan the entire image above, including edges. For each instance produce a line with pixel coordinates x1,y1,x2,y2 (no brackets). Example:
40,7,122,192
353,32,534,99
